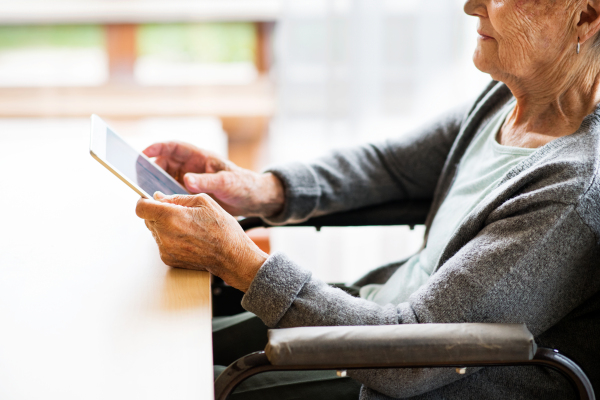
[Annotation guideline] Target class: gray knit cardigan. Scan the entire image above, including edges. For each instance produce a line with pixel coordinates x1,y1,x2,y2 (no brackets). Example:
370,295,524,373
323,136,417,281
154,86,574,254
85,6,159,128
241,81,600,399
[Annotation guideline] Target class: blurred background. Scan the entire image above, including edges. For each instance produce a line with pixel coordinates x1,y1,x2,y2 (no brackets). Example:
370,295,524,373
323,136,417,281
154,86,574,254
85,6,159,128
0,0,489,284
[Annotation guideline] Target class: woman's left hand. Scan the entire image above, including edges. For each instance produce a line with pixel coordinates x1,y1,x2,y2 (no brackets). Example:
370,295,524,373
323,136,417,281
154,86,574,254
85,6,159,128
135,192,268,292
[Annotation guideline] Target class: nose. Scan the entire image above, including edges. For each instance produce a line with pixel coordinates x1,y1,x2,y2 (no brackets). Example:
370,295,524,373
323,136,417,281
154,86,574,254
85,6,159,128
464,0,486,17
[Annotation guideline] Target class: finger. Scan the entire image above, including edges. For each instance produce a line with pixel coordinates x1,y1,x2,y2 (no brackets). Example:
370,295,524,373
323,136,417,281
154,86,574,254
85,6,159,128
184,172,226,194
205,157,232,173
159,251,184,269
154,157,168,171
135,197,172,221
142,141,198,163
153,157,184,182
142,142,166,158
151,231,162,246
156,192,211,208
164,159,183,180
144,219,155,232
144,220,162,244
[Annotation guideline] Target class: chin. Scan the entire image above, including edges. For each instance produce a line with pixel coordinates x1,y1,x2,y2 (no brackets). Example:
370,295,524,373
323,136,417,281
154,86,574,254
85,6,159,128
472,48,494,75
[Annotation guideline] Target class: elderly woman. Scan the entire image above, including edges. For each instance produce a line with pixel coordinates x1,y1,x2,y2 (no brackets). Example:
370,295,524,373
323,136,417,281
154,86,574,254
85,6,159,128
136,0,600,398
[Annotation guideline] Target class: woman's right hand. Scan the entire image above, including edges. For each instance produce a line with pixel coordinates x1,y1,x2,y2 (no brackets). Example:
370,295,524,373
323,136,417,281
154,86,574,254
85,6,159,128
143,141,285,218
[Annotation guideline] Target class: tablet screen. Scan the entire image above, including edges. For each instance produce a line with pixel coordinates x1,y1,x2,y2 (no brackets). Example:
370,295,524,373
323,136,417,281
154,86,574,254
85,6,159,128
105,127,188,196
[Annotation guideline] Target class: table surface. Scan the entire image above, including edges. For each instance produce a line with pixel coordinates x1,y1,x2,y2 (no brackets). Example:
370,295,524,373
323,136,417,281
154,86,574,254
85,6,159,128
0,119,214,399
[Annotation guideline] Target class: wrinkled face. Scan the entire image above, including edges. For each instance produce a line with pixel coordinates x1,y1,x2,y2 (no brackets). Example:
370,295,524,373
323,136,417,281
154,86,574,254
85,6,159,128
464,0,579,83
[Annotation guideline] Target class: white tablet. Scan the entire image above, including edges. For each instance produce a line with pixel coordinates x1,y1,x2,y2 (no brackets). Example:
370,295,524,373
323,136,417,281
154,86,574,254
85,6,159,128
90,114,188,198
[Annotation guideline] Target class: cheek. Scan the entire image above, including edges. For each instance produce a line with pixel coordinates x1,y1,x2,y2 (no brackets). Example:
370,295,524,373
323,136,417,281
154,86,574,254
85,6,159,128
496,8,535,46
497,1,568,56
492,11,558,72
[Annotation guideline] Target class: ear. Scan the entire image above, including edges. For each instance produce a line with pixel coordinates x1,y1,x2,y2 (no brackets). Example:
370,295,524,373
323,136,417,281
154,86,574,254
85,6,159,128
577,0,600,45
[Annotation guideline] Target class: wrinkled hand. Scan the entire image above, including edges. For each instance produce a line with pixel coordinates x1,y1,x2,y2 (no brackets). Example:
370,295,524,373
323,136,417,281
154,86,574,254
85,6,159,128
136,192,268,292
143,141,284,218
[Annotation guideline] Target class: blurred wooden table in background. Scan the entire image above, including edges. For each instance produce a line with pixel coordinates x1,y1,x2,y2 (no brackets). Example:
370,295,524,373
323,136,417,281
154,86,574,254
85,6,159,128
0,1,278,173
0,119,214,399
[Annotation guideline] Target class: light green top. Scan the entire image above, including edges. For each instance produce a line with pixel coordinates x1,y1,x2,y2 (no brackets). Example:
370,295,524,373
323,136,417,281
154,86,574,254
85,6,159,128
360,100,535,306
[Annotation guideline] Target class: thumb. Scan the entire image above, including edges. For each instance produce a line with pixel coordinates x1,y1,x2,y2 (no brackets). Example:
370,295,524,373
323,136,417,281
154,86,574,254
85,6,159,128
184,172,224,194
154,192,211,208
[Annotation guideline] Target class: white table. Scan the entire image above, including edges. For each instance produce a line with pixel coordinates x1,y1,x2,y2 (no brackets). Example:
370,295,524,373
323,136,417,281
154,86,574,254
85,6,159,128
0,119,214,399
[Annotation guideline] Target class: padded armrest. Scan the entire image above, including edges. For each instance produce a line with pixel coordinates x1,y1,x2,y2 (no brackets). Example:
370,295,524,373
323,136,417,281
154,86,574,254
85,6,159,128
239,199,432,231
265,324,537,368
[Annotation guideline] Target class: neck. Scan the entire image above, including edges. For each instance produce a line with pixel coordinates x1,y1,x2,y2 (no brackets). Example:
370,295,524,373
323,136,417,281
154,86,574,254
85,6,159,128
500,55,600,146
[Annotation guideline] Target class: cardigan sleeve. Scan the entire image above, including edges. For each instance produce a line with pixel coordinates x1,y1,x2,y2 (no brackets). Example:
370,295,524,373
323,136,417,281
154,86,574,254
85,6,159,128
261,104,468,225
242,198,596,398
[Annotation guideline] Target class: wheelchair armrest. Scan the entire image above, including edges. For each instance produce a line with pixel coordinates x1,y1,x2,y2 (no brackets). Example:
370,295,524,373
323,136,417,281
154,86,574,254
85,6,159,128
265,324,537,368
239,199,432,231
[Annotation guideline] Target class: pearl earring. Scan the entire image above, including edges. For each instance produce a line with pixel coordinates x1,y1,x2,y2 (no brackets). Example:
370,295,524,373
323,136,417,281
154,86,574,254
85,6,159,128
577,38,580,55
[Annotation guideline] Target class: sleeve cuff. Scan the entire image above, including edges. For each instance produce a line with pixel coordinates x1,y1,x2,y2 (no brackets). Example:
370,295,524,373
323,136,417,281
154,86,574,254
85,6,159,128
241,252,312,328
262,162,321,225
396,302,419,324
